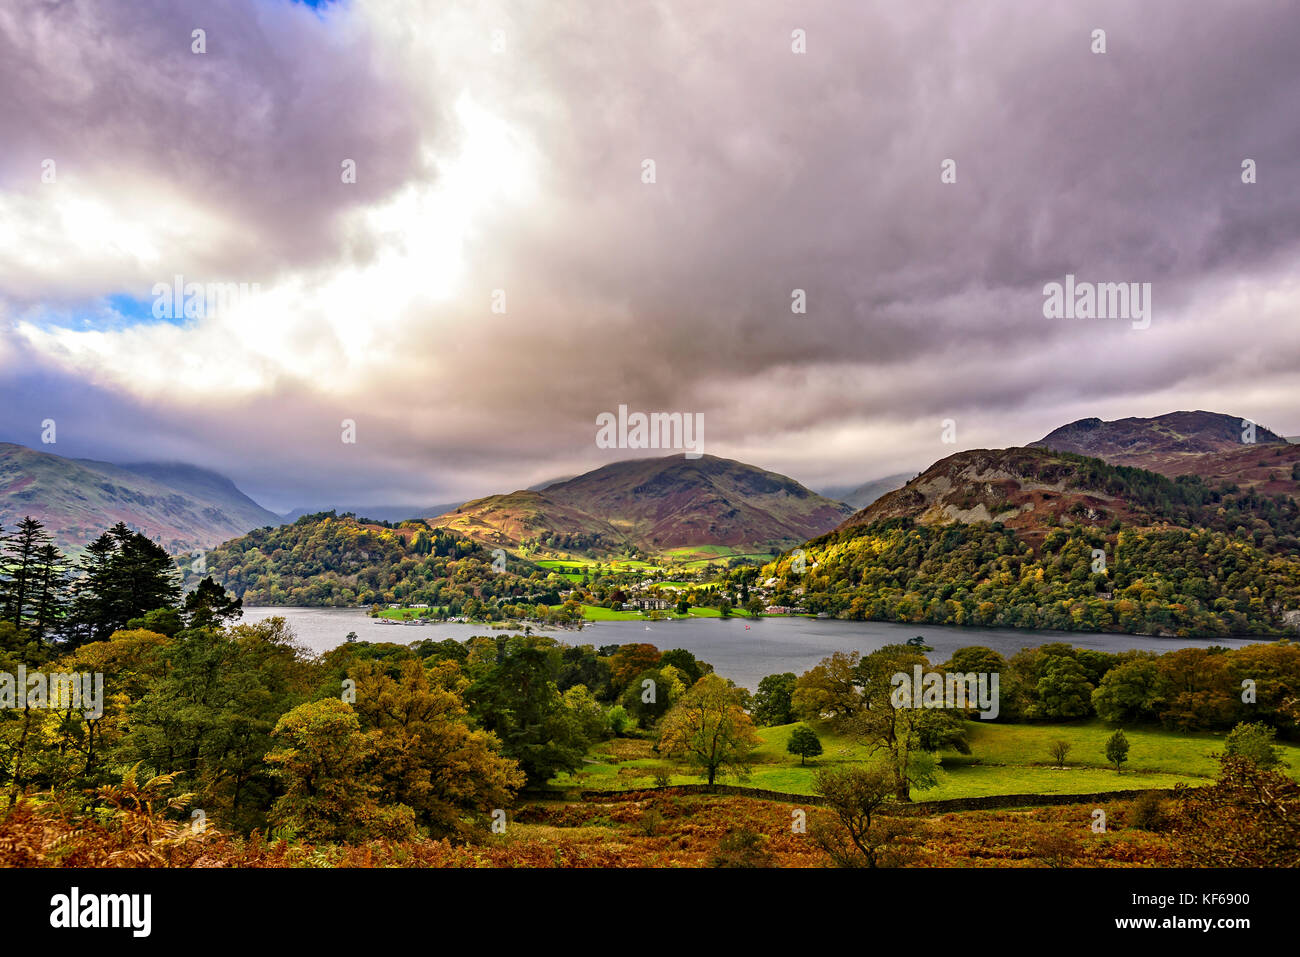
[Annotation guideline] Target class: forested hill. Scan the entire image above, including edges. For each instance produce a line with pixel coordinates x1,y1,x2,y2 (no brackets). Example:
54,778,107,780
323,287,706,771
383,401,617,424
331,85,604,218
191,512,551,612
764,447,1300,638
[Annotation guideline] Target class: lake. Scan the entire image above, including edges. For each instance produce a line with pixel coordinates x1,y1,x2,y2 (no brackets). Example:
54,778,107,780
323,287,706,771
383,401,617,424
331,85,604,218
241,606,1270,691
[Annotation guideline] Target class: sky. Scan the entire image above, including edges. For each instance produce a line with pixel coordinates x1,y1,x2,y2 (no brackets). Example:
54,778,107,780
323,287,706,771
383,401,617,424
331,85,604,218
1,0,1298,513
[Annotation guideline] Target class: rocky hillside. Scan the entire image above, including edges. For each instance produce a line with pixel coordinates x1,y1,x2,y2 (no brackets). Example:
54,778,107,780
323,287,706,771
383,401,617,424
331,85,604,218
1034,410,1283,461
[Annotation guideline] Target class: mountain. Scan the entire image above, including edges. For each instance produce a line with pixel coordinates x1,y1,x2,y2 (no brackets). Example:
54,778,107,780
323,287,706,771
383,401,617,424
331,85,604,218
837,447,1163,545
834,441,1300,552
0,442,279,556
819,471,914,509
428,454,854,554
767,431,1300,637
1031,410,1300,498
1032,410,1285,464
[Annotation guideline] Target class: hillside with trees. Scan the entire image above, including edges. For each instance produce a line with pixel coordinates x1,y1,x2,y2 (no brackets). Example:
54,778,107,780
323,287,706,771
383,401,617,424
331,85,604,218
189,511,561,615
765,518,1300,637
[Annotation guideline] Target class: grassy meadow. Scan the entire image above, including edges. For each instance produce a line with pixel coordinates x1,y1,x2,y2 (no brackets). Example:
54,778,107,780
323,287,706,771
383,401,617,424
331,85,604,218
554,719,1300,801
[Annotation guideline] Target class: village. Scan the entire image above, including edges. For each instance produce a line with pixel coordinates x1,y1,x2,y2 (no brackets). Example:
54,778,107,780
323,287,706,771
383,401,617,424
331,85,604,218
369,571,814,625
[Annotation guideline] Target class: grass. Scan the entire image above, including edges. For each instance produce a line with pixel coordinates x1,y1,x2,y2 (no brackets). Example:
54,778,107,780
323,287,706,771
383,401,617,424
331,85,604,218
558,719,1300,800
375,607,429,620
550,603,725,621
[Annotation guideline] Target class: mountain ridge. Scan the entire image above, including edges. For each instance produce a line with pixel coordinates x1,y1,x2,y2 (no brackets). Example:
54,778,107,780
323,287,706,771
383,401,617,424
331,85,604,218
0,442,280,556
428,454,854,554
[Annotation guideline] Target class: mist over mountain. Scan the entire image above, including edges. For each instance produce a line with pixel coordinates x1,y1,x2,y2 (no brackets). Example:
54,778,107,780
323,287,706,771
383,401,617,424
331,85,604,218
819,472,915,510
0,442,279,556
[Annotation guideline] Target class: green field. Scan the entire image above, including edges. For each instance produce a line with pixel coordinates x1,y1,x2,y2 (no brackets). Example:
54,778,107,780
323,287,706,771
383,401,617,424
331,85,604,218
535,557,665,576
375,607,429,620
556,719,1300,800
660,545,776,568
552,602,724,621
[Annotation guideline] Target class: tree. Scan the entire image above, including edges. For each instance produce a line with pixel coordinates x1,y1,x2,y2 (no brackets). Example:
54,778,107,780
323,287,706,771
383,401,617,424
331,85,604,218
121,617,309,830
182,577,243,629
1,519,65,640
814,645,952,800
792,651,865,724
745,596,764,618
1105,729,1130,773
467,637,596,786
1091,656,1165,724
606,704,631,736
69,524,179,647
264,698,415,842
1031,656,1094,719
786,724,823,765
659,648,710,685
811,765,908,868
658,674,760,785
1170,755,1300,866
1049,740,1072,767
29,542,69,643
752,672,798,726
349,658,523,835
609,643,661,691
1223,721,1284,769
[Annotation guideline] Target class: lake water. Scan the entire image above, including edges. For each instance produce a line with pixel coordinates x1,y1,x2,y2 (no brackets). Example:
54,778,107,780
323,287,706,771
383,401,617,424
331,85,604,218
241,606,1269,691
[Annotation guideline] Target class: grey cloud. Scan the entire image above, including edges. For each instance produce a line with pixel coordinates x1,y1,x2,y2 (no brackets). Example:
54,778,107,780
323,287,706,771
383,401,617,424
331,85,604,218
2,0,1299,507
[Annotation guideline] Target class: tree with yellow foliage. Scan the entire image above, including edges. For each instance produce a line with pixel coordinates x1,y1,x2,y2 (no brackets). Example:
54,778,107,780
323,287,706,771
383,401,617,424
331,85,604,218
657,673,759,786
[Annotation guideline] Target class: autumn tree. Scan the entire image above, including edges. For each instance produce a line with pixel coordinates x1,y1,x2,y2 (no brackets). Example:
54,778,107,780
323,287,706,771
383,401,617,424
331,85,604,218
1091,654,1165,724
1170,755,1300,866
349,658,523,835
609,643,662,691
122,617,310,830
799,645,959,800
658,674,760,785
811,764,909,868
792,651,865,725
264,698,415,842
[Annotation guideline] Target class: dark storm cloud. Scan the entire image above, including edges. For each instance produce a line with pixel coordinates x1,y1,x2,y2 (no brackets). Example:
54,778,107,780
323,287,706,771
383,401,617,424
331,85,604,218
1,0,1298,508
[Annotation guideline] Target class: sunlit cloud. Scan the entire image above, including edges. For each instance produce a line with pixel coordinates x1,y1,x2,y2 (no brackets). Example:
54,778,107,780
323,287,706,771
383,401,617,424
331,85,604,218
1,0,1299,510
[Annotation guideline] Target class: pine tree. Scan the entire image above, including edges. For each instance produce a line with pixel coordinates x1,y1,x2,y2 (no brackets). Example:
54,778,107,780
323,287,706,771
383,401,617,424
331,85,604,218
2,518,55,631
30,543,69,642
70,524,179,646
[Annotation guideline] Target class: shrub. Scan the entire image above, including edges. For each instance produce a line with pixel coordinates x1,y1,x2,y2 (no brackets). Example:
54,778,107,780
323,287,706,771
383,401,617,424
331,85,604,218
709,828,774,868
1128,791,1170,832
